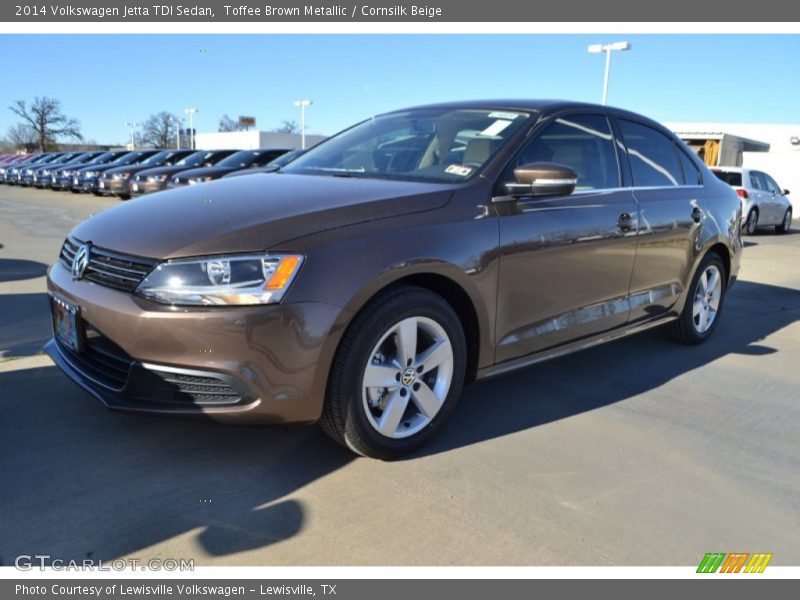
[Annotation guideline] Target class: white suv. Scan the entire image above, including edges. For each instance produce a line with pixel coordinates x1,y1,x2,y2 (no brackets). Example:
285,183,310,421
712,167,793,235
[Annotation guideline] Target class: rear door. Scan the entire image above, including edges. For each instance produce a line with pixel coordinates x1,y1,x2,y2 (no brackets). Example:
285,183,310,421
615,118,702,322
762,172,787,224
494,111,639,361
749,171,773,222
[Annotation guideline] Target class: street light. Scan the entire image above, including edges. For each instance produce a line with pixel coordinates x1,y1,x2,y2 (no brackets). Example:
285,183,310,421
184,107,198,149
173,116,184,149
587,41,631,105
124,122,138,149
293,99,313,149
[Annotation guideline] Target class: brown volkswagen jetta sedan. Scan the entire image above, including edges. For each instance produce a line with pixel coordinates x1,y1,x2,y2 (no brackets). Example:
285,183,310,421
46,100,742,458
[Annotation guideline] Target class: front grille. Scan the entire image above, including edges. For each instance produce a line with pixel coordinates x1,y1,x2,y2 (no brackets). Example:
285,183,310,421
140,370,244,406
60,237,157,292
57,324,133,391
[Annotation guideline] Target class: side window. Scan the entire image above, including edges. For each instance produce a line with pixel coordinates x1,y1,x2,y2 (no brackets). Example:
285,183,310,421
763,173,781,194
750,172,767,190
509,113,620,191
618,119,683,187
676,144,702,185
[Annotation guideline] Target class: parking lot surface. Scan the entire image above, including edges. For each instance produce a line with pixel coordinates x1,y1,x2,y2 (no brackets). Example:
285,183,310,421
1,185,798,566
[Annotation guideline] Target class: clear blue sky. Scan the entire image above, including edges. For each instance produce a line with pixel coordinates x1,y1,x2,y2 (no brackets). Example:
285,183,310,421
1,34,798,144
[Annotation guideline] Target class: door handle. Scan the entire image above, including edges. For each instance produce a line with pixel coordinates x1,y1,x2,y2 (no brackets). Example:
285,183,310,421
692,206,703,223
617,212,634,232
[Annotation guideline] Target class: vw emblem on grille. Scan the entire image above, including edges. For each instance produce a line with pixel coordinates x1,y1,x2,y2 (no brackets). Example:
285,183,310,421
71,243,91,280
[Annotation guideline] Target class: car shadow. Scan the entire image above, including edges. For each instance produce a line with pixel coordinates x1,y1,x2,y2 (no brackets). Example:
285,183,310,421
0,361,354,563
0,280,797,563
0,258,48,282
0,293,52,359
417,279,800,458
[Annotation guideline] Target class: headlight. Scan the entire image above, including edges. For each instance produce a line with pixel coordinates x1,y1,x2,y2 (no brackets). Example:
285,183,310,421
148,174,168,182
136,253,304,306
188,176,213,185
84,170,97,178
112,172,131,180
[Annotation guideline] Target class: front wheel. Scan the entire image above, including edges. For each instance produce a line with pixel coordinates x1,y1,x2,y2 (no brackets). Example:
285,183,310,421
320,285,467,459
744,208,759,235
776,208,792,234
668,252,727,345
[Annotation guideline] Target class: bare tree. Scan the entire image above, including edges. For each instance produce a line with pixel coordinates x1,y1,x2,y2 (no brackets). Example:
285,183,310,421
6,124,39,152
272,119,299,134
140,111,179,148
8,96,83,151
218,114,241,132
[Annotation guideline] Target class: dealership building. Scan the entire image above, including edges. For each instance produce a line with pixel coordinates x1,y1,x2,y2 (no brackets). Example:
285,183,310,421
667,122,800,204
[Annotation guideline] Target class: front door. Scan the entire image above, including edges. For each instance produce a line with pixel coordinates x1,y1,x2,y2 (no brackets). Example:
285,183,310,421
494,112,639,363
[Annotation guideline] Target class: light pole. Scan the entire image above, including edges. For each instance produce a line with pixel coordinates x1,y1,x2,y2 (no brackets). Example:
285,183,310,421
587,41,631,105
124,122,138,149
173,116,184,149
184,107,198,149
293,100,313,149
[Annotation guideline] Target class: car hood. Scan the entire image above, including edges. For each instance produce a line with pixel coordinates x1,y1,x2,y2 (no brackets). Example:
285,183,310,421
135,165,197,179
174,166,236,181
76,162,117,174
103,164,157,177
70,173,454,259
55,161,97,172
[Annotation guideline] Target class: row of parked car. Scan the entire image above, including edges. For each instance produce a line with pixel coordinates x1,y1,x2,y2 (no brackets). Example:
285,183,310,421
0,146,792,236
0,147,301,199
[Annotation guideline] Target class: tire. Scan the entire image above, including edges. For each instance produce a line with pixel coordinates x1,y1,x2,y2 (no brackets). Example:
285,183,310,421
668,252,727,345
320,285,467,459
744,208,759,235
776,207,792,234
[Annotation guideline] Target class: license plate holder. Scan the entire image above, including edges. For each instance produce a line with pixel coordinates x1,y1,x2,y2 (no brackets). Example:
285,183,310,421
51,295,85,353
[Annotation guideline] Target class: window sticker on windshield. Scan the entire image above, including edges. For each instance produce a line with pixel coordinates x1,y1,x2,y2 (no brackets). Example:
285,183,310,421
488,111,521,120
445,164,473,177
479,119,512,137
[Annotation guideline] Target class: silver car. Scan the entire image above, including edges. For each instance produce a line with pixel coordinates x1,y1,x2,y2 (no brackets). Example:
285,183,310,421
712,167,793,235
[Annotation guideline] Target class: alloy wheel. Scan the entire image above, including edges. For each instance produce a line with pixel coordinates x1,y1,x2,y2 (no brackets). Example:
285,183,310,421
362,316,454,439
692,265,722,334
746,210,758,235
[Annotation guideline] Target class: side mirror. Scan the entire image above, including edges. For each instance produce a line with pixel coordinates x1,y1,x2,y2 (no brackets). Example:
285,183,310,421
504,162,578,198
784,189,790,195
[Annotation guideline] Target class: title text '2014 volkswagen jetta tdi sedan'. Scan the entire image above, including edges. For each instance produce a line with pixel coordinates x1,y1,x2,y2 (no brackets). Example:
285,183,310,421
46,101,742,458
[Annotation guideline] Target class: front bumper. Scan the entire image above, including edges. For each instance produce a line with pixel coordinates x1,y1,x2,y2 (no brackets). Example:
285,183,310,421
76,176,99,192
130,179,168,195
45,261,346,423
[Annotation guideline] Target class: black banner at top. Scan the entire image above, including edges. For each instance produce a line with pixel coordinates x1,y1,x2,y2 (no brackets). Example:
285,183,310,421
2,0,799,22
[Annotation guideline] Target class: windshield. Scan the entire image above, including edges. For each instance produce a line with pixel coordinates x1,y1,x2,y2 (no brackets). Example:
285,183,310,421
140,151,175,166
176,151,215,167
282,108,531,183
215,151,260,169
713,170,742,187
88,152,115,164
110,151,149,166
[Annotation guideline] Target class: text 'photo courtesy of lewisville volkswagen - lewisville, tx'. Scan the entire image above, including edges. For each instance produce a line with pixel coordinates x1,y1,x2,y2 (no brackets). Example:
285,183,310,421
0,6,799,594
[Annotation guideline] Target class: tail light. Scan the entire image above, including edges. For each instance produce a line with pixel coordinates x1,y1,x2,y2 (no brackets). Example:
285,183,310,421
736,188,749,199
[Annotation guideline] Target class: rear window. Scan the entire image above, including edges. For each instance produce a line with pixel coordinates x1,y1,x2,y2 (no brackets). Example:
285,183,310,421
713,171,742,187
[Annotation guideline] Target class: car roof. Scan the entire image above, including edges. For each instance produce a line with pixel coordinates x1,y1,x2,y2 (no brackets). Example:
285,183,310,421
378,99,672,132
